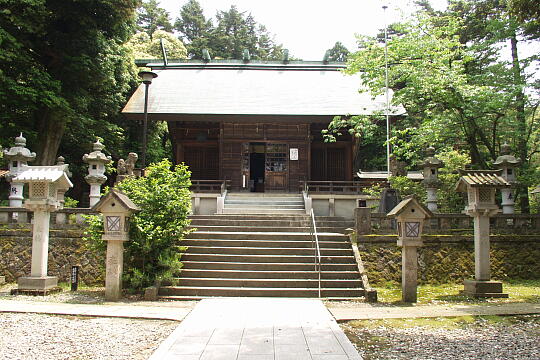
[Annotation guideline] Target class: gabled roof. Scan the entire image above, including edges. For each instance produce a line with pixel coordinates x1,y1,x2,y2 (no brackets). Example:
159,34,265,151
13,165,73,189
455,169,510,192
387,195,433,219
92,188,140,213
356,171,424,181
122,61,406,118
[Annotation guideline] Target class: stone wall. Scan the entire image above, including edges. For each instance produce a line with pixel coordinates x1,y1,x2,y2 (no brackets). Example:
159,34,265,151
358,234,540,285
0,224,104,285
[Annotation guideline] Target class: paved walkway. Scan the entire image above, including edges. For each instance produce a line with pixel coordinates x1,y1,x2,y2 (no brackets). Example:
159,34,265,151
328,302,540,321
149,298,361,360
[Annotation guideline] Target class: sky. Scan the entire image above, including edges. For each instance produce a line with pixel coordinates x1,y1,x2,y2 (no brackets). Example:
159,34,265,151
159,0,449,60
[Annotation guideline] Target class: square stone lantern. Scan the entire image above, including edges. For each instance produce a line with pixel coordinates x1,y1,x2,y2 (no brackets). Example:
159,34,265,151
12,164,72,294
455,169,510,298
388,195,433,302
92,188,139,301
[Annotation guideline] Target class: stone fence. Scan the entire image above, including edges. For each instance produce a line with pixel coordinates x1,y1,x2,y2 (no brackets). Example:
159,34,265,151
0,207,96,225
361,211,540,234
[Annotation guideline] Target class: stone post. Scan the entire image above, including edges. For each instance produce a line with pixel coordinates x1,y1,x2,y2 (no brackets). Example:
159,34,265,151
421,146,443,212
13,164,72,294
354,207,372,235
3,133,36,208
83,140,112,207
456,169,510,298
387,195,432,303
493,144,520,215
92,189,139,301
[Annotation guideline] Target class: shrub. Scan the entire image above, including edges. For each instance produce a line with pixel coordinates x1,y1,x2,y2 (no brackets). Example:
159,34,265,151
84,159,192,290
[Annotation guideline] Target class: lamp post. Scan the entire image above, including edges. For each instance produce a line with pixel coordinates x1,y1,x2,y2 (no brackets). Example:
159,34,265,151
383,4,391,177
138,71,158,169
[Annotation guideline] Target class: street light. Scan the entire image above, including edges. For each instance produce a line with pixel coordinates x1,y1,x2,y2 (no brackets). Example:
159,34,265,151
382,4,391,177
138,70,158,169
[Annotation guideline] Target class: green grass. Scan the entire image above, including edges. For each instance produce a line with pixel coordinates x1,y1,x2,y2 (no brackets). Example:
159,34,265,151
374,279,540,305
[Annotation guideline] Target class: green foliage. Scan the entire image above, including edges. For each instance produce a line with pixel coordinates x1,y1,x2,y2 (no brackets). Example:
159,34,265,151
326,41,350,62
136,0,173,37
174,1,288,60
85,160,193,291
63,197,79,208
388,176,425,201
127,30,187,59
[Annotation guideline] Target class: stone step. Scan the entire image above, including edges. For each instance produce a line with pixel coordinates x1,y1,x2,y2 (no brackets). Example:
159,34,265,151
224,204,305,210
187,231,349,241
225,200,305,205
181,239,351,249
171,278,364,288
188,225,349,233
222,208,306,214
189,219,352,227
176,269,361,280
188,215,347,221
182,253,356,264
184,246,353,256
181,261,358,271
158,286,366,298
225,193,302,198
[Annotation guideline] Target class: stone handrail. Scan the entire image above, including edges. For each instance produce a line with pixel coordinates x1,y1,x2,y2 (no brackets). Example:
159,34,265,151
0,207,98,225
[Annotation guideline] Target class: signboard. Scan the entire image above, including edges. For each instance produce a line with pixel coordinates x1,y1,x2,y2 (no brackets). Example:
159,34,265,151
71,265,79,291
290,148,298,161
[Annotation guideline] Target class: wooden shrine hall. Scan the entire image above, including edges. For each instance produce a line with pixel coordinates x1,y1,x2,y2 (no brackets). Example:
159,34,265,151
123,60,402,193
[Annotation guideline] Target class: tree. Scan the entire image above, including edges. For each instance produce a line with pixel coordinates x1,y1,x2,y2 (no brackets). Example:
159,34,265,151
0,0,139,166
136,0,173,38
127,30,187,59
85,159,192,290
330,5,539,212
174,0,213,59
326,41,350,62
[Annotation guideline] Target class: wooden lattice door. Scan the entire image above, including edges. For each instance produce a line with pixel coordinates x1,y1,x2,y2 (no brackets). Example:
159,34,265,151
265,143,288,191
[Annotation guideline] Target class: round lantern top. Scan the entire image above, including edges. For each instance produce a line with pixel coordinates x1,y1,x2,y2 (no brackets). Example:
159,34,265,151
3,133,36,162
494,143,521,168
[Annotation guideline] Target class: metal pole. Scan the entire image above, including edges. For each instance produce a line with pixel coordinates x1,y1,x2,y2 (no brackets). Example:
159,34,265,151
142,82,149,168
383,5,391,177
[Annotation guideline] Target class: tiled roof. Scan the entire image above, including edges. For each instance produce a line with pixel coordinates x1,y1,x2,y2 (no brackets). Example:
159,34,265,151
122,62,406,117
387,195,433,218
12,165,73,189
356,171,424,180
455,169,510,192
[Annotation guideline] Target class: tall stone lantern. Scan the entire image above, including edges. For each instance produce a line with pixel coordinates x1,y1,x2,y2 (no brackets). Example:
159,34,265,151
388,195,433,302
493,143,521,214
83,140,112,207
92,189,139,301
13,164,72,294
455,169,510,298
3,133,36,208
421,146,443,212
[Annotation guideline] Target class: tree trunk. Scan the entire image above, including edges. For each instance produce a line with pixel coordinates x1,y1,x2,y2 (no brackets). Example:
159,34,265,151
510,32,530,213
34,109,67,165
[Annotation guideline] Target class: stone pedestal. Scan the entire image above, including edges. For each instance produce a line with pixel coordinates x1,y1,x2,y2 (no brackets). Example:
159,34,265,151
16,205,59,294
354,207,372,235
105,240,125,301
500,188,515,215
89,183,103,207
9,183,24,208
426,188,438,212
401,245,418,303
463,279,508,298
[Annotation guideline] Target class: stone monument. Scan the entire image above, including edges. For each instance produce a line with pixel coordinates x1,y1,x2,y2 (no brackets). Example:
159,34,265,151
3,133,36,208
455,169,510,298
92,189,139,301
83,139,112,207
388,195,433,302
421,146,443,212
12,163,72,294
116,152,138,184
493,143,520,214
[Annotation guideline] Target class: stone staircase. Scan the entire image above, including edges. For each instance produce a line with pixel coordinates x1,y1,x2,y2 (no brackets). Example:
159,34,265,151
158,196,366,299
223,193,306,214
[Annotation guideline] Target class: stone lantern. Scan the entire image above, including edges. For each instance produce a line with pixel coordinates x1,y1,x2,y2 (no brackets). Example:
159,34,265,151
421,146,443,212
3,133,36,208
83,139,112,207
388,195,433,302
455,169,510,297
92,189,139,301
493,143,521,214
13,164,72,294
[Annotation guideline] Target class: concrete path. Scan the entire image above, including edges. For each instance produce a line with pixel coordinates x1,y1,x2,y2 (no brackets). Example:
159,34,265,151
328,302,540,321
0,299,193,321
149,298,361,360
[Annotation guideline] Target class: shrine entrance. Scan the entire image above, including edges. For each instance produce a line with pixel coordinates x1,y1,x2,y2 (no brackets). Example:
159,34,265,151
242,142,288,192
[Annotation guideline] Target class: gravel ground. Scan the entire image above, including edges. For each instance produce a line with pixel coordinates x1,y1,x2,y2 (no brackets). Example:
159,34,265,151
342,315,540,360
0,313,177,360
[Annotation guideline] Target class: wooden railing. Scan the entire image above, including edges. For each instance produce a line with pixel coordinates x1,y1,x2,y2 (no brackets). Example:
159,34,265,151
190,180,231,193
300,181,368,194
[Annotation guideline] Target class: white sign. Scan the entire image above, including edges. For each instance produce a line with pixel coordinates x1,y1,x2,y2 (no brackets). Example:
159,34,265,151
290,148,298,161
